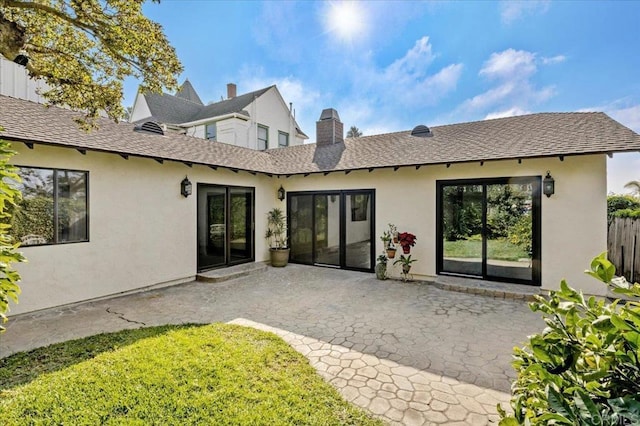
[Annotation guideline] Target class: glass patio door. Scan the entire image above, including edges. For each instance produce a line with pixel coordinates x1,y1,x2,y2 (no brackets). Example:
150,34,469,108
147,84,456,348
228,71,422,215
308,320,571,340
197,184,254,271
437,177,540,285
288,190,374,272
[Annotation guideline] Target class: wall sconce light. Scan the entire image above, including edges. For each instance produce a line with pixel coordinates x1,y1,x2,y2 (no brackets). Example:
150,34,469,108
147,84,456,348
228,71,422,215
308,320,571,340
13,54,29,66
330,195,337,203
543,171,555,198
277,185,285,201
181,176,192,198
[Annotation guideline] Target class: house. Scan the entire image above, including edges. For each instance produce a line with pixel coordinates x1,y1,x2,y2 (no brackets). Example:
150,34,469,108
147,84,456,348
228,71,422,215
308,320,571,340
2,94,640,315
0,56,47,103
130,81,308,150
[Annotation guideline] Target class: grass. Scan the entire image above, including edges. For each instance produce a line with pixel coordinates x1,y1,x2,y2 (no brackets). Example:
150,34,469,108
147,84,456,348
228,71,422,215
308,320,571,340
0,323,382,425
444,238,529,261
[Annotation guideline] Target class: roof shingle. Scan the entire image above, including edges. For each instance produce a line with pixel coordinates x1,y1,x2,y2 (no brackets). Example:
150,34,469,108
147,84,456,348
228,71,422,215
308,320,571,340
2,95,639,176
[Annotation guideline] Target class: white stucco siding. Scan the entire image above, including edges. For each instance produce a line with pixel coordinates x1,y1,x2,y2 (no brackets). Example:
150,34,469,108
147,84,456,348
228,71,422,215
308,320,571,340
280,154,608,294
9,143,275,315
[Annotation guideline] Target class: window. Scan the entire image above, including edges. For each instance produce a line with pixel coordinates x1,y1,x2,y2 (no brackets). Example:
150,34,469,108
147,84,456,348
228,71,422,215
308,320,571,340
9,167,88,246
205,123,217,141
258,125,268,150
278,131,289,147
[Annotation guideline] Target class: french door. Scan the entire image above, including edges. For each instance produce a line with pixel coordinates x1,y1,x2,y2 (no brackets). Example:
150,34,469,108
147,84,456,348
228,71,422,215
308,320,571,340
288,190,375,272
197,184,254,271
437,177,541,285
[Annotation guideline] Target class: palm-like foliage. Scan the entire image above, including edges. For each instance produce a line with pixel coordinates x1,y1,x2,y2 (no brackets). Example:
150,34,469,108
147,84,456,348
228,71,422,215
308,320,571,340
346,126,362,138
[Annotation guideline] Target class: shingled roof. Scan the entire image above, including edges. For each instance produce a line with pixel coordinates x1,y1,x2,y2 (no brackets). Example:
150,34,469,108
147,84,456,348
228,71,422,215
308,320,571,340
137,85,272,126
2,95,639,176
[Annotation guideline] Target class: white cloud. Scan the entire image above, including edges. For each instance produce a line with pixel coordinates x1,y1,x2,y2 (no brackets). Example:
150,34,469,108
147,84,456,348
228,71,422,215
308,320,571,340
541,55,566,65
480,49,537,80
385,36,436,79
485,107,531,120
500,1,550,24
457,48,559,119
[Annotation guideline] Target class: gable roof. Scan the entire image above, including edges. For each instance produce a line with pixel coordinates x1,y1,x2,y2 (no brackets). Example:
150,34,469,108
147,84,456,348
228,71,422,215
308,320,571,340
175,79,203,105
2,95,639,176
138,85,272,126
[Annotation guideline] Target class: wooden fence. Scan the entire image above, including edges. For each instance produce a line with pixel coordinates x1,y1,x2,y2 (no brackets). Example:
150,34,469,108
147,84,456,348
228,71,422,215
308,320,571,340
608,217,640,284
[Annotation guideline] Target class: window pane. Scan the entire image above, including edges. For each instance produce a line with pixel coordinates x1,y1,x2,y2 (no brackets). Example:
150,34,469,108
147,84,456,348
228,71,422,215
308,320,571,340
258,126,268,150
57,171,88,243
278,132,289,147
206,123,216,141
13,168,55,245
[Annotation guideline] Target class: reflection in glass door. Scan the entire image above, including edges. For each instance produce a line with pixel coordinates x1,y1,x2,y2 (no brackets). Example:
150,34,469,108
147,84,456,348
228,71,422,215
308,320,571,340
288,190,374,272
197,184,254,271
438,177,540,285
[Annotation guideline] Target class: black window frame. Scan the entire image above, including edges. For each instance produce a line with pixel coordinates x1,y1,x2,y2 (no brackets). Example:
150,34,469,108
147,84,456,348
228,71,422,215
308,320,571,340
436,176,541,286
12,165,90,247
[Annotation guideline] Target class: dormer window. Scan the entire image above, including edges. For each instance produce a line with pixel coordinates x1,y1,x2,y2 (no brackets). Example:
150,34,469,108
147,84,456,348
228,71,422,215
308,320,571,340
206,123,217,141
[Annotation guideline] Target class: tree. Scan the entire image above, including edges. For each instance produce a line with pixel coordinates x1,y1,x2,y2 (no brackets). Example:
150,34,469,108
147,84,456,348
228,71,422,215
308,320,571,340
346,126,362,138
0,136,25,332
0,1,182,328
624,179,640,196
0,0,183,126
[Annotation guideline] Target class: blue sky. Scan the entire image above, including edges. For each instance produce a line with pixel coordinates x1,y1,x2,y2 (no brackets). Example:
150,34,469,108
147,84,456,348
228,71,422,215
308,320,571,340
123,0,640,194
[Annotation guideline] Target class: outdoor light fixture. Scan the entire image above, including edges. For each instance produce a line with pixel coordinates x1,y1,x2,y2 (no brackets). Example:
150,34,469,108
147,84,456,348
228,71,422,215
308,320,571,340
277,185,285,201
13,54,28,66
181,176,192,198
543,171,555,198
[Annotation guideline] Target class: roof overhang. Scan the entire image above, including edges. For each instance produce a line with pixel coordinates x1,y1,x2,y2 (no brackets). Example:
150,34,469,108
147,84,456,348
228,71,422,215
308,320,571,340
179,112,250,127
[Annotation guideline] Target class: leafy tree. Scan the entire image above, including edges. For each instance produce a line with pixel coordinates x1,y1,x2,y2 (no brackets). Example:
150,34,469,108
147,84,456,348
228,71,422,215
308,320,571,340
624,180,640,196
499,253,640,425
0,137,25,332
607,194,640,223
0,0,182,126
346,126,363,138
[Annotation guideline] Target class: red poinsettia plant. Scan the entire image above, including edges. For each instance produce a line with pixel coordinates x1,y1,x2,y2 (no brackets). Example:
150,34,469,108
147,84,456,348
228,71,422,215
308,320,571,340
398,232,417,254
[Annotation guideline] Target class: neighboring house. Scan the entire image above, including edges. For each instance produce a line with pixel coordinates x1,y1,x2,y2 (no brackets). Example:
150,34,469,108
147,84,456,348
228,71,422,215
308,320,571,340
130,81,308,150
2,94,640,315
0,56,48,103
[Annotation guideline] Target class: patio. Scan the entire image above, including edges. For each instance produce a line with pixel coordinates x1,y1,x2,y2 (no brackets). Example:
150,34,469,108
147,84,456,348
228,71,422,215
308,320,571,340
1,264,543,425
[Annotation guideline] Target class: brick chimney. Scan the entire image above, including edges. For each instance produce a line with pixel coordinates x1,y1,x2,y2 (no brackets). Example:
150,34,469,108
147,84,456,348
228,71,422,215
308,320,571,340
316,108,344,146
227,83,237,99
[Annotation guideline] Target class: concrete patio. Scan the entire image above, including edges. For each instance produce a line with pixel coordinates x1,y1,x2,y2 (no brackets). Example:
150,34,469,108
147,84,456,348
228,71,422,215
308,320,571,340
0,264,543,425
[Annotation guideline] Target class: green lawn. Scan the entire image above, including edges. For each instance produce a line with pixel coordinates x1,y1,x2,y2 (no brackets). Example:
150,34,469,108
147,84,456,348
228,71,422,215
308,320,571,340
0,324,382,425
444,238,529,261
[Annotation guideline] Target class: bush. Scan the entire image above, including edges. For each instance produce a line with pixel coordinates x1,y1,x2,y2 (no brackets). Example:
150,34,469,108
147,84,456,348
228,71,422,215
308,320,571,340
607,195,640,223
499,253,640,425
613,208,640,219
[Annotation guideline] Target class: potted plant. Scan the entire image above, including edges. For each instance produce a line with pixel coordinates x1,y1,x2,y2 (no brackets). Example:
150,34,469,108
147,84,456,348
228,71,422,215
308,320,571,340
265,208,289,267
393,255,417,281
381,231,396,259
388,223,398,243
375,254,388,280
398,232,417,254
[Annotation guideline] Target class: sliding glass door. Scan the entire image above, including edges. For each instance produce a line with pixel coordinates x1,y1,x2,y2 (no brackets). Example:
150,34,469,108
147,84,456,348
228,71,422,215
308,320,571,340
288,190,374,272
197,184,254,271
437,177,540,285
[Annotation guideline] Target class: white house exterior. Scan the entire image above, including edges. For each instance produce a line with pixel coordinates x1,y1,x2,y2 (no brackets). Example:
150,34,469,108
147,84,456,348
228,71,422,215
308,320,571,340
0,56,47,103
1,95,640,315
130,82,308,150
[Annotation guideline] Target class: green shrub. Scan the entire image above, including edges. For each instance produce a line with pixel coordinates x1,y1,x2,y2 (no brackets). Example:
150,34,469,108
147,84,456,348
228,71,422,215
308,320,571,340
613,208,640,219
607,194,640,222
499,253,640,425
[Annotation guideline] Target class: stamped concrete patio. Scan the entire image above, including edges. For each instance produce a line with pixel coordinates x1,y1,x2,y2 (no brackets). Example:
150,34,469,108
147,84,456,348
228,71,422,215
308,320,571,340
0,264,542,425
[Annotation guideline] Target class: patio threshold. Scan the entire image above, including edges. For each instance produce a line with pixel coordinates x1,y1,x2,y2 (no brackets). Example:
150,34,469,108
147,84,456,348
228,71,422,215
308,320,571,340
196,262,268,283
434,275,541,301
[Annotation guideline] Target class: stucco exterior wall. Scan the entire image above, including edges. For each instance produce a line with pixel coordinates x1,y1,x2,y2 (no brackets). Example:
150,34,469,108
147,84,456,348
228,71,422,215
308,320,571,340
10,144,277,315
280,154,608,294
7,141,608,315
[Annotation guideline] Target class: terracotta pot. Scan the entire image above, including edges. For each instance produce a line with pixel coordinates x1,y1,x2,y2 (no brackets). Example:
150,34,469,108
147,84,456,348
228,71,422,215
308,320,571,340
402,245,411,254
393,236,398,244
270,248,290,267
386,248,396,259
